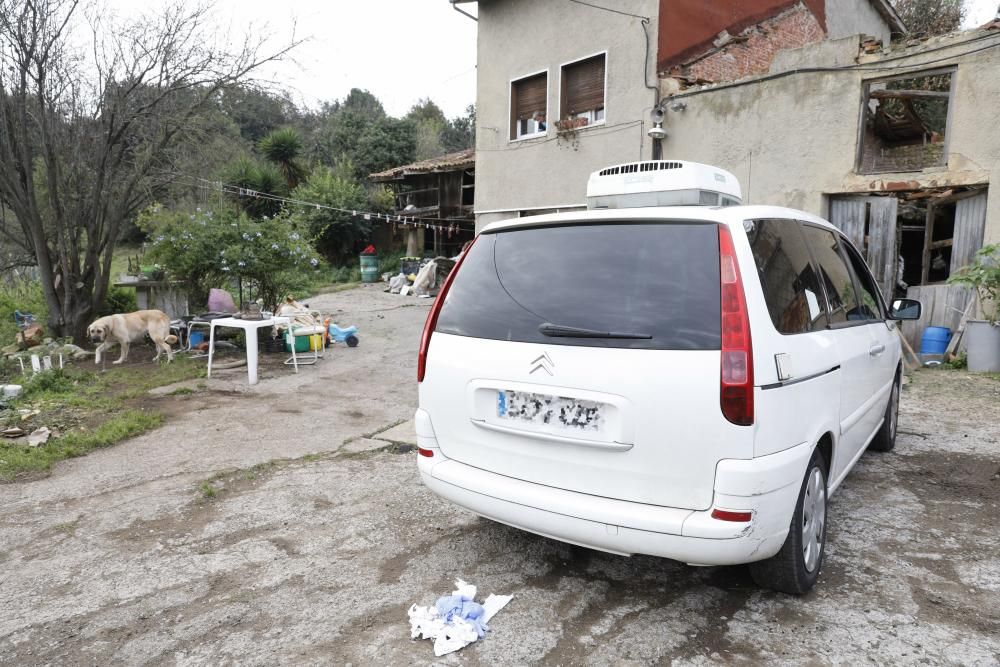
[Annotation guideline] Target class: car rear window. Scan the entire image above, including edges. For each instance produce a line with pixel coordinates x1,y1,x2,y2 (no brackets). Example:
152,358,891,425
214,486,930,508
435,222,721,350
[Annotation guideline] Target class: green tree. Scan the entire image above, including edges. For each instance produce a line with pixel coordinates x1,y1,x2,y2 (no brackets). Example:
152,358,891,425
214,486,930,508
217,85,298,144
354,118,417,179
408,99,448,160
258,127,307,190
328,88,387,118
139,205,319,311
311,89,416,181
891,0,966,37
225,157,287,219
443,104,476,152
287,167,369,262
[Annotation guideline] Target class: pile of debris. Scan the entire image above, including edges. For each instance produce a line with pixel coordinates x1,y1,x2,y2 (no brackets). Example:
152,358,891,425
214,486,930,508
383,256,457,297
2,331,90,363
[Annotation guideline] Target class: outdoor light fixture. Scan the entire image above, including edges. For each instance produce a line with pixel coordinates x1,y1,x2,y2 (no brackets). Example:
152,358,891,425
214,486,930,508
648,106,667,140
647,123,667,140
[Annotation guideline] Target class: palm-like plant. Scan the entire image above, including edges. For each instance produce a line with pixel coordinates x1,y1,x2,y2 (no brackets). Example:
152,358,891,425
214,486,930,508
225,156,286,219
258,127,307,190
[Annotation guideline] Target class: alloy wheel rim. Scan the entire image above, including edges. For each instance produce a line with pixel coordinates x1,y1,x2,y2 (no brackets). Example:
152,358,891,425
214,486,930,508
801,467,826,573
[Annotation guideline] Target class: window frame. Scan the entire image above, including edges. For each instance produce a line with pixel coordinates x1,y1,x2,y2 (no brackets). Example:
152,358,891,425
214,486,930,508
435,220,724,351
558,51,608,131
854,66,957,175
746,218,831,337
799,222,876,330
838,235,888,321
509,68,549,142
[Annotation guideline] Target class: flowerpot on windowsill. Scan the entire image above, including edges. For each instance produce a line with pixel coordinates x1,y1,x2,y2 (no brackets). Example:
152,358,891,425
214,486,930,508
555,117,589,133
964,320,1000,372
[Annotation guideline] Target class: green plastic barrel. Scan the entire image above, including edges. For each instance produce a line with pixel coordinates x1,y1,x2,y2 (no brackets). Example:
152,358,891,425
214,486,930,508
360,254,379,283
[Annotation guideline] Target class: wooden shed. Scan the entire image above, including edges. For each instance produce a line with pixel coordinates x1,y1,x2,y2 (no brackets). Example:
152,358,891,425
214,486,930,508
370,149,475,257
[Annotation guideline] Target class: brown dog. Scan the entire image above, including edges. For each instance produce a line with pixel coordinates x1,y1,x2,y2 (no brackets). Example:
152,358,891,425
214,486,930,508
88,310,178,364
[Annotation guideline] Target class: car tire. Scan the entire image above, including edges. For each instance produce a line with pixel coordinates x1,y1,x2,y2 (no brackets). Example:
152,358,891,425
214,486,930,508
749,450,828,595
868,373,900,453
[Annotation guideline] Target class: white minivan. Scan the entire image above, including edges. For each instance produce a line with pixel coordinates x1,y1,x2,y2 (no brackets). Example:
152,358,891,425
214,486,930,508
414,161,921,594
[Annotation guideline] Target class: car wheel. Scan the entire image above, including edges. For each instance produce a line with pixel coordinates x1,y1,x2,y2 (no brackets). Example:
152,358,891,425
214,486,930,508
868,374,900,453
749,450,828,595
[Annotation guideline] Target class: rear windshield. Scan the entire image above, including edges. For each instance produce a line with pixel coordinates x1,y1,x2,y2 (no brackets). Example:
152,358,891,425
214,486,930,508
436,222,721,350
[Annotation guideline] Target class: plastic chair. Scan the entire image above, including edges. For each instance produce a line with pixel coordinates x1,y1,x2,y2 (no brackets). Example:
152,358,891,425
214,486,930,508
278,309,325,372
184,289,238,356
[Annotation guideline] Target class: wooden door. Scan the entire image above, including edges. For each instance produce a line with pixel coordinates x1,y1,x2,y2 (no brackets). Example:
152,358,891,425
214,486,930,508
867,197,898,301
828,195,898,301
952,190,988,272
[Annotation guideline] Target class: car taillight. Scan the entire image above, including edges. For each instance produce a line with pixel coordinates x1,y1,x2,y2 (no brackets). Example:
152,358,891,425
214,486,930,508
711,508,752,522
718,225,754,425
417,236,478,382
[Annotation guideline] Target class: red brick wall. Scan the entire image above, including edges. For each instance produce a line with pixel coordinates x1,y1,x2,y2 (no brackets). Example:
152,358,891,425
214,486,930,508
658,0,826,72
677,4,825,82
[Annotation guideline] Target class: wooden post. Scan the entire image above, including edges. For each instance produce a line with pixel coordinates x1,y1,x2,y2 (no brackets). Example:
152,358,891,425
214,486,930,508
897,328,922,371
406,228,419,256
945,295,977,359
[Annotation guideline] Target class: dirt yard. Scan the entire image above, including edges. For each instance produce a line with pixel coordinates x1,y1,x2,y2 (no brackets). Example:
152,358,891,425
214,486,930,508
1,287,998,665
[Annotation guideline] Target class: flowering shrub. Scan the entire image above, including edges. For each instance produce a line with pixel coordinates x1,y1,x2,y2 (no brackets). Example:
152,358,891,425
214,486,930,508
138,204,320,310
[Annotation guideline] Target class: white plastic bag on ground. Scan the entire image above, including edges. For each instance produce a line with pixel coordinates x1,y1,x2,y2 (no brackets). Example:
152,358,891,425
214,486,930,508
407,579,513,656
388,273,407,294
410,260,438,297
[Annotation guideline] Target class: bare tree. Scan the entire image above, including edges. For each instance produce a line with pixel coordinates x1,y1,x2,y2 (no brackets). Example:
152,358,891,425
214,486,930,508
0,0,298,340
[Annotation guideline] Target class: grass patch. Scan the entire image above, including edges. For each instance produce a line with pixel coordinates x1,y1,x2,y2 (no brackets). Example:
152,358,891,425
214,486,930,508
167,387,195,396
0,410,162,480
199,480,218,499
0,356,205,481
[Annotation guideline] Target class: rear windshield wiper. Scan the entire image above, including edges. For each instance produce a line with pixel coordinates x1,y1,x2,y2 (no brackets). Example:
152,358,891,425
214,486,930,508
538,322,652,339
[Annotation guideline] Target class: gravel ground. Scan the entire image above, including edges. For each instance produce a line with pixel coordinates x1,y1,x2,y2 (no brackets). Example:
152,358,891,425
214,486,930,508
1,287,998,666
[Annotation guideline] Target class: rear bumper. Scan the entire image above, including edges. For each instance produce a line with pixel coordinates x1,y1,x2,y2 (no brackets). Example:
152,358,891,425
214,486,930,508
416,409,811,566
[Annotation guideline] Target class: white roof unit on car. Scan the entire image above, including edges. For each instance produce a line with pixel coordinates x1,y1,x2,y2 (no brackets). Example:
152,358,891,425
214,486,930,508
586,160,742,210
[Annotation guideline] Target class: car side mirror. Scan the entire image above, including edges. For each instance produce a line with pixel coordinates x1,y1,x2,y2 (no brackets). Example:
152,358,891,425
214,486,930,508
889,298,921,320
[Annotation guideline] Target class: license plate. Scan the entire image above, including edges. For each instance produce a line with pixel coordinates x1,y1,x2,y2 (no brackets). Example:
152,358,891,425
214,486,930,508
497,390,603,432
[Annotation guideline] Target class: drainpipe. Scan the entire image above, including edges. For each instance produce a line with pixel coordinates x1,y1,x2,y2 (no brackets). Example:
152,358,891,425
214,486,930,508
640,17,662,160
450,0,478,21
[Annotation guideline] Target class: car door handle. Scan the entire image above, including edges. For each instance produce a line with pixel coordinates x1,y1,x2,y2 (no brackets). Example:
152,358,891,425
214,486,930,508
869,344,886,357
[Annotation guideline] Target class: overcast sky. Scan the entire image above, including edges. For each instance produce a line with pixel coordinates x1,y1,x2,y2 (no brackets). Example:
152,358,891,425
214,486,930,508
240,0,480,118
106,0,996,120
963,0,999,27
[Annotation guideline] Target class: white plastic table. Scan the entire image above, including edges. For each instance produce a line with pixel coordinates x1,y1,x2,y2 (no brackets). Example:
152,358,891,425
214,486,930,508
206,317,280,385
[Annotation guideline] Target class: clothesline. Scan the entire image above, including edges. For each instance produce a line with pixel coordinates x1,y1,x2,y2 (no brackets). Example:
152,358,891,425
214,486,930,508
176,174,477,233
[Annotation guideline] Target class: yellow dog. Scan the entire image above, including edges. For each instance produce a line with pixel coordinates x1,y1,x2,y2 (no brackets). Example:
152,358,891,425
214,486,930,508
87,310,178,364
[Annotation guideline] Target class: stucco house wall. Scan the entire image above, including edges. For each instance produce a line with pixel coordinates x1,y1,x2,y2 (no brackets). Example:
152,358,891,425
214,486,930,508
474,0,659,229
825,0,893,42
662,29,1000,245
471,0,899,230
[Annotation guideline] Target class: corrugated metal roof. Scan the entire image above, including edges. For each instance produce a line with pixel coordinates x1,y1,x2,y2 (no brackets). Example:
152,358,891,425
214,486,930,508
369,149,475,181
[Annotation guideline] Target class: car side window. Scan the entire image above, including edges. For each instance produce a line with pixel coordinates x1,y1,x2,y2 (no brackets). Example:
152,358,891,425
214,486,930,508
800,225,863,325
746,219,827,334
839,241,884,321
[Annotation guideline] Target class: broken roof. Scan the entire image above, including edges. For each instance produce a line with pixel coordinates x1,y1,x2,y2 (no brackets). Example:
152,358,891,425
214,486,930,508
369,149,475,181
870,0,907,35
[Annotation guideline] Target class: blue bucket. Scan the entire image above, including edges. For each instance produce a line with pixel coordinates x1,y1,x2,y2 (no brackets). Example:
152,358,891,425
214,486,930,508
920,326,951,355
189,331,205,347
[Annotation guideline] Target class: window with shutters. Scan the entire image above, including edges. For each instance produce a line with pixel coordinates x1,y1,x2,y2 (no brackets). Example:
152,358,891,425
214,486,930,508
560,53,606,127
509,71,548,140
